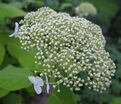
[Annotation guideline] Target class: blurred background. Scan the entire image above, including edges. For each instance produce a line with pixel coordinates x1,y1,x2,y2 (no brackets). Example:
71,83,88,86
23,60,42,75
0,0,121,104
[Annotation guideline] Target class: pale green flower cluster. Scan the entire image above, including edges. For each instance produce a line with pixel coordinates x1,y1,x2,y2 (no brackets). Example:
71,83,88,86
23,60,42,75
75,2,97,16
16,7,115,92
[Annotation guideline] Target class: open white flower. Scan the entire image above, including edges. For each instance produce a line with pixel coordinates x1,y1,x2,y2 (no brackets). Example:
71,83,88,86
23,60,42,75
10,22,19,37
28,76,44,94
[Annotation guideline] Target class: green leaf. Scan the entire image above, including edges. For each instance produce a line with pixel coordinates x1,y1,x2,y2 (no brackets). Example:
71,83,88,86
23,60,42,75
111,80,121,95
60,3,72,10
0,65,32,91
106,44,121,63
3,93,23,104
0,88,9,98
47,0,60,10
0,3,26,19
25,85,35,95
110,97,121,104
0,44,5,65
48,94,62,104
18,49,36,68
82,0,118,16
48,86,79,104
0,32,36,68
115,69,121,80
80,89,111,103
9,1,23,9
6,37,36,68
6,39,24,59
0,32,17,45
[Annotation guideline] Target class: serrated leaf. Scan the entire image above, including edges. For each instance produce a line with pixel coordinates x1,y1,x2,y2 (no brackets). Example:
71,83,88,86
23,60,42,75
48,86,79,104
0,44,5,65
0,65,32,91
0,88,9,98
0,3,26,19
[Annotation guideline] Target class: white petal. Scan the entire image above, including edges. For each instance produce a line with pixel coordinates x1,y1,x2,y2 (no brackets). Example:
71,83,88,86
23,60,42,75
9,22,19,37
35,76,44,86
45,74,50,93
14,22,19,33
34,85,42,94
9,33,15,37
28,76,37,85
46,84,50,94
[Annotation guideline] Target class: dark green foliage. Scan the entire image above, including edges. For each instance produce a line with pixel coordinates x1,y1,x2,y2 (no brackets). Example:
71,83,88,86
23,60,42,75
2,93,23,104
48,86,78,104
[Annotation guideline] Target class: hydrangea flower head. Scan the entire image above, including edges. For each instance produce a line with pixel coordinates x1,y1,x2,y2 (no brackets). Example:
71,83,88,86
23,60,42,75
12,7,116,93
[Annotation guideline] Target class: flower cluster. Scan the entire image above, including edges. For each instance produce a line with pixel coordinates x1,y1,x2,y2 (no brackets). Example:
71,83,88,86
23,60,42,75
11,7,116,93
75,2,97,16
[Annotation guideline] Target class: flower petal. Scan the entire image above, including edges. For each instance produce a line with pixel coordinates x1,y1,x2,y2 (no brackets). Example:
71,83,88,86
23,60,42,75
9,22,19,37
34,85,42,94
9,33,15,37
45,74,50,94
35,76,44,86
14,22,19,33
28,76,37,85
46,84,50,94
